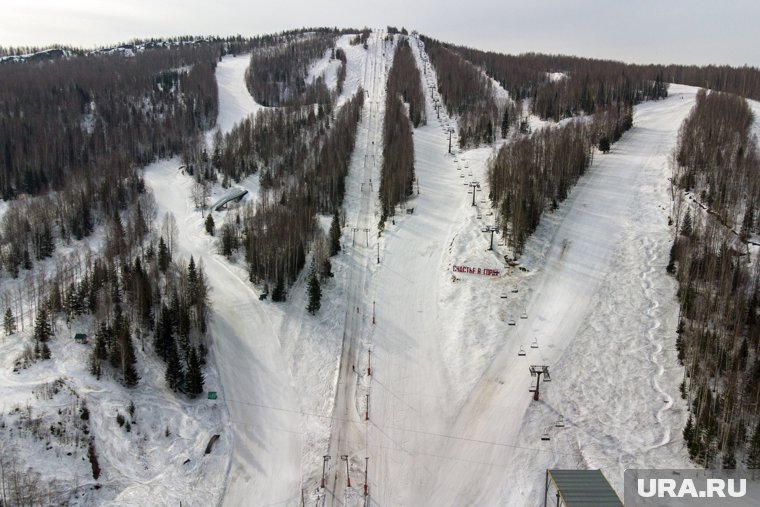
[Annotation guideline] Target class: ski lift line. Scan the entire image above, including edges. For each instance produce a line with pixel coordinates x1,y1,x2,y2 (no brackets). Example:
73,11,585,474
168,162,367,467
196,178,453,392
367,420,578,458
223,397,576,457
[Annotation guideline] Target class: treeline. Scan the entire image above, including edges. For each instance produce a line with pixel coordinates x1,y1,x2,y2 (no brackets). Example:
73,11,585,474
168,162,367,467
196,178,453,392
489,122,594,256
245,33,338,107
0,44,219,199
335,47,347,94
387,39,425,127
423,37,668,122
420,35,760,122
523,54,668,121
213,90,364,294
379,38,419,224
211,105,320,185
421,37,515,148
0,42,222,278
5,204,211,395
0,171,148,278
675,90,760,230
669,90,760,468
350,29,371,47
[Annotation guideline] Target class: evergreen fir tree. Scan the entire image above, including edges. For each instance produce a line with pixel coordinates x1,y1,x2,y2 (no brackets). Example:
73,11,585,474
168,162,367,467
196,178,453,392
158,236,170,272
155,304,174,361
681,210,693,237
271,277,286,302
220,224,236,258
40,341,51,360
307,269,321,315
4,307,16,335
133,201,147,243
122,334,140,387
186,346,204,397
188,256,199,306
683,414,694,446
205,213,215,235
34,305,52,342
94,321,110,361
165,342,185,392
329,209,341,256
500,107,510,138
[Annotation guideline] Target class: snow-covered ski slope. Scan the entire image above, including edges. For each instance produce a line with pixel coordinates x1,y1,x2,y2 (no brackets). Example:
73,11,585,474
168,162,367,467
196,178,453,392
145,54,303,506
149,35,703,506
366,62,700,503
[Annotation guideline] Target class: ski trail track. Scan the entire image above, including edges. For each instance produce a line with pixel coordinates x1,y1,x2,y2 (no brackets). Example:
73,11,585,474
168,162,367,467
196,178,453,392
145,54,302,507
322,30,390,506
366,36,477,506
412,85,701,505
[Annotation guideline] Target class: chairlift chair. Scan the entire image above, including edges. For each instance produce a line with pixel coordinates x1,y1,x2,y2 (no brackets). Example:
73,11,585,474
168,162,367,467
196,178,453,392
555,416,565,428
518,345,526,357
520,311,528,319
508,318,516,326
530,338,538,348
511,288,519,293
500,294,508,299
541,429,551,441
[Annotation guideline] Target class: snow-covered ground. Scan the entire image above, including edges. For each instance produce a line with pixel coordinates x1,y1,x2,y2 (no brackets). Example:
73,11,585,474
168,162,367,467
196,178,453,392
140,68,752,506
145,32,397,507
0,199,229,505
365,69,699,503
1,29,726,507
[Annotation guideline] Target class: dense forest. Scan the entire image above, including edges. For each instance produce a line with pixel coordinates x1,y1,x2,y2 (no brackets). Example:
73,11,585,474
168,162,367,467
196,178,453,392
245,32,339,107
203,88,364,296
422,35,667,125
0,41,225,281
242,90,364,296
379,38,420,225
488,122,594,256
422,35,760,125
421,38,513,148
668,90,760,468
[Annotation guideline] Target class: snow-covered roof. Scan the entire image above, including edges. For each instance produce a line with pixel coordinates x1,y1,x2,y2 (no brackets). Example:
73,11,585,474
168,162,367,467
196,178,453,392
547,470,623,507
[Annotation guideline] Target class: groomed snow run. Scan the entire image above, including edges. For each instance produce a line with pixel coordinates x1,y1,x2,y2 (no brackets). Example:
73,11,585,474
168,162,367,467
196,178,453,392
151,41,705,506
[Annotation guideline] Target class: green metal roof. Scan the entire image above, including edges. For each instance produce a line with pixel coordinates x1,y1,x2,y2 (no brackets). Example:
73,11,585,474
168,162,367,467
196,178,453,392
548,470,623,507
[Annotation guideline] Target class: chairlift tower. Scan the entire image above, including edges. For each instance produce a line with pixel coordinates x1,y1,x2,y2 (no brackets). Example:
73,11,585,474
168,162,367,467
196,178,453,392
469,181,481,206
485,225,499,250
529,365,551,401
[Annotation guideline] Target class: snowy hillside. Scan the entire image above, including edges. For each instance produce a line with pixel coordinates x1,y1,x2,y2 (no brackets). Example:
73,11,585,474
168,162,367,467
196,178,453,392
5,25,760,507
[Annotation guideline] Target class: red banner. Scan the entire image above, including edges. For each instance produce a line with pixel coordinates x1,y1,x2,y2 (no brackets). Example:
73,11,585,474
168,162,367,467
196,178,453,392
453,265,500,276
